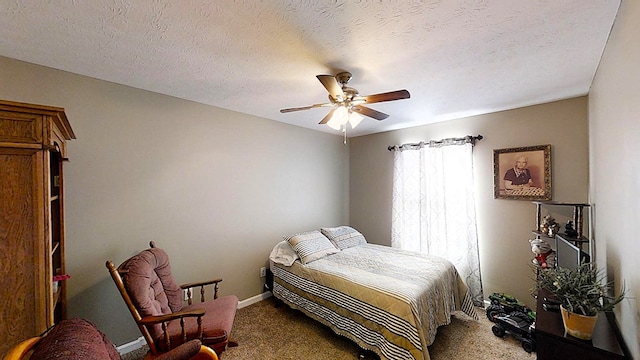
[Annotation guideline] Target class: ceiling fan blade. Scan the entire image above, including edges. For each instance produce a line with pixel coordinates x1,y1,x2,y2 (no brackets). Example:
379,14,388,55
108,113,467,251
353,105,389,120
319,107,337,124
361,89,410,104
316,75,345,100
280,103,331,113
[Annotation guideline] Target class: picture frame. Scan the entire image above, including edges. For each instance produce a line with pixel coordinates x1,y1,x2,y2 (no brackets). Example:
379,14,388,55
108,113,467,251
493,144,551,200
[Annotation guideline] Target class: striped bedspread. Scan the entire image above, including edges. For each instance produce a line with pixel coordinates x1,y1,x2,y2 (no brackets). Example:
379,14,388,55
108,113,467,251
272,244,478,360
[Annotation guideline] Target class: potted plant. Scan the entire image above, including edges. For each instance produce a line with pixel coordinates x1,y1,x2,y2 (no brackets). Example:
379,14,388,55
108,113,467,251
534,263,625,340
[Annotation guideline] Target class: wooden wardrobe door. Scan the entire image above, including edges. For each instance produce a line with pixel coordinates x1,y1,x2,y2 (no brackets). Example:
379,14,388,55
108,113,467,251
0,147,46,351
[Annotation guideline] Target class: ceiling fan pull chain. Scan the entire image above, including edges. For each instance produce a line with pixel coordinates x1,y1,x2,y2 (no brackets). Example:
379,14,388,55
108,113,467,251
343,125,347,144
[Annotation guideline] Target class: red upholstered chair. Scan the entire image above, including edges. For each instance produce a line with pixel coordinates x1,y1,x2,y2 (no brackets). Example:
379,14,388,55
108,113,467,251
106,242,238,358
3,318,219,360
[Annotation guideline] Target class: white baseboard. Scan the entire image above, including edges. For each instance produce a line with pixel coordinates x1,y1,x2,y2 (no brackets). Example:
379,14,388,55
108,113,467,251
238,291,272,309
117,291,273,354
116,336,146,354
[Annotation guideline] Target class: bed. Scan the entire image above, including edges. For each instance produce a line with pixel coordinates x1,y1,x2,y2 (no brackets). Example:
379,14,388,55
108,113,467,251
269,226,478,360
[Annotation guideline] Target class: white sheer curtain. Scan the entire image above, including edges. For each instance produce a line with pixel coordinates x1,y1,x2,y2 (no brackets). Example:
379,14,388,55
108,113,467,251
391,140,483,306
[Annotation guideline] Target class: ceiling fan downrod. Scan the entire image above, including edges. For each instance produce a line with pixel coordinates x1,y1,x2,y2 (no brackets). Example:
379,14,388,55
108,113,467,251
335,71,352,86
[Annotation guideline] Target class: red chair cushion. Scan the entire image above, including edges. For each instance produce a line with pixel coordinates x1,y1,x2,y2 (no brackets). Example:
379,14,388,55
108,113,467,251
155,339,203,360
119,247,184,338
30,318,120,360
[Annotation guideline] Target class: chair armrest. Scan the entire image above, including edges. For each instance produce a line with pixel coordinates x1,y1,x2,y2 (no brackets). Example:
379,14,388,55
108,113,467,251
195,345,220,359
138,309,207,351
138,308,206,325
154,339,218,360
180,279,222,288
180,279,223,302
2,337,42,360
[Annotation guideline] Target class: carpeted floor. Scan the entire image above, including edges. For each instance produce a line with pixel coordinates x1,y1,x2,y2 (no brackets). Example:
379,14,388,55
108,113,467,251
122,296,535,359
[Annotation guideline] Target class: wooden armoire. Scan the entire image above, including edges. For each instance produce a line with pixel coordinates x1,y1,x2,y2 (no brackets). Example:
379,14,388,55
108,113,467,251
0,100,75,355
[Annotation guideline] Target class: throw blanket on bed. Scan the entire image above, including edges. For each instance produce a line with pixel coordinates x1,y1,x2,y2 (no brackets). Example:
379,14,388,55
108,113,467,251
272,244,478,360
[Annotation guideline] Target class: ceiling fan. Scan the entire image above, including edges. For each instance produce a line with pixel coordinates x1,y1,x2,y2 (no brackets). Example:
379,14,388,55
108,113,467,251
280,71,410,131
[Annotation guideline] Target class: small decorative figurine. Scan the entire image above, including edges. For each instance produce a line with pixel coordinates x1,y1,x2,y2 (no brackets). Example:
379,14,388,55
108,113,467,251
530,238,556,269
564,220,579,238
540,215,560,237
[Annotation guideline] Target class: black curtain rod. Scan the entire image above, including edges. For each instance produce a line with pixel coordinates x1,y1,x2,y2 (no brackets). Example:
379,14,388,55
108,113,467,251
387,134,483,151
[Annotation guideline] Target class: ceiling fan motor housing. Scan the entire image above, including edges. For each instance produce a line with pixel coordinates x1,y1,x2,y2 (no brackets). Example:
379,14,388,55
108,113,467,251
330,87,358,104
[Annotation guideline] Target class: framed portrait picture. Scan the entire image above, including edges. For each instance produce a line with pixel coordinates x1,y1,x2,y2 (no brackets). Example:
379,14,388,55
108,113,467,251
493,144,551,200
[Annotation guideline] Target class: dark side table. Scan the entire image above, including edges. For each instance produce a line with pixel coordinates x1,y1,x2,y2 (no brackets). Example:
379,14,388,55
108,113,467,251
535,290,627,359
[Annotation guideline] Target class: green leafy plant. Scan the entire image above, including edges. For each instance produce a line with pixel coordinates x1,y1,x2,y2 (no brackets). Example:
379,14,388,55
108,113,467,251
534,263,625,316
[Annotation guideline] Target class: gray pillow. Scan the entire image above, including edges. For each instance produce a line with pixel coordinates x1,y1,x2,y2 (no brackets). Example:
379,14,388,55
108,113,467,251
285,230,339,264
321,226,367,250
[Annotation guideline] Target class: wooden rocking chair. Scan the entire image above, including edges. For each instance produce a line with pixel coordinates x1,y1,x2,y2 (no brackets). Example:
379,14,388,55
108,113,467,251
106,242,238,358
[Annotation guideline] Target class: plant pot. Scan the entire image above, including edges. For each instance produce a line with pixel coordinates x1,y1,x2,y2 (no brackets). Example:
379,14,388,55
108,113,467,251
560,305,598,340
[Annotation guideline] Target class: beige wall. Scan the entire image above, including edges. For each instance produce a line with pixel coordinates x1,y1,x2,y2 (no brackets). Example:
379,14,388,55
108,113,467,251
0,56,349,345
3,6,637,351
349,97,589,309
589,0,640,357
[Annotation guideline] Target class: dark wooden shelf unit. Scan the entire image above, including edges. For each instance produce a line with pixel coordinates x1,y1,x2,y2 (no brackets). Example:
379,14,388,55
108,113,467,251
532,201,592,255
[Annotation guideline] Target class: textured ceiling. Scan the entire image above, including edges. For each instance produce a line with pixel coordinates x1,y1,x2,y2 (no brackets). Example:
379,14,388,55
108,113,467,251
0,1,620,137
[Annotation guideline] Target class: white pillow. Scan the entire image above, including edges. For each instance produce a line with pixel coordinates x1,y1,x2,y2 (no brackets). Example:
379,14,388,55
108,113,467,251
269,241,299,266
285,230,339,264
321,226,367,250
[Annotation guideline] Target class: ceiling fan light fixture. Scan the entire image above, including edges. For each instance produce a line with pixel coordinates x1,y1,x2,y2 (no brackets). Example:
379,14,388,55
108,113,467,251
348,110,363,129
327,106,348,130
